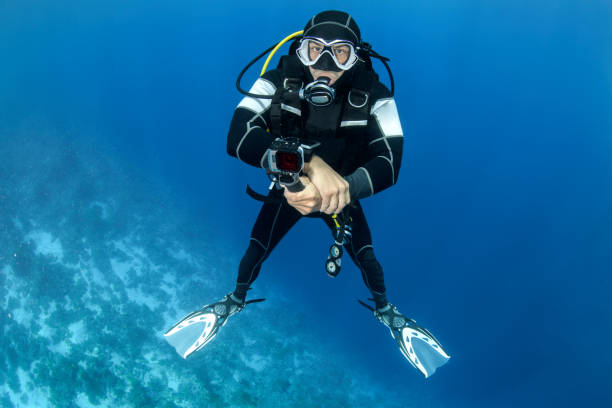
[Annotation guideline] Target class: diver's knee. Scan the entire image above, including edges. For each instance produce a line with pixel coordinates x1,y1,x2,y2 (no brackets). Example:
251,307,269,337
240,240,268,266
356,246,379,267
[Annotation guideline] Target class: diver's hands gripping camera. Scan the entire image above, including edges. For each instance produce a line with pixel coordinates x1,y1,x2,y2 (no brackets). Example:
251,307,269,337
263,137,319,192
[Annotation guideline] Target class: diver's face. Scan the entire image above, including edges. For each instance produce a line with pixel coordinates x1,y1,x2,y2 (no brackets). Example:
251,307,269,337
308,66,344,86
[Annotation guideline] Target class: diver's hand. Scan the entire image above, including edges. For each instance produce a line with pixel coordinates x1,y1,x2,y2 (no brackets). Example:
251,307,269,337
303,155,350,215
283,176,322,215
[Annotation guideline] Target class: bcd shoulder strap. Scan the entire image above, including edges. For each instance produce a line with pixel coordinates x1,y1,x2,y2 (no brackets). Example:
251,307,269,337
340,68,378,128
270,55,304,138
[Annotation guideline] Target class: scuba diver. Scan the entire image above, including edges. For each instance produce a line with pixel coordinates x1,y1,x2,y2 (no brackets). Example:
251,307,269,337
164,10,450,378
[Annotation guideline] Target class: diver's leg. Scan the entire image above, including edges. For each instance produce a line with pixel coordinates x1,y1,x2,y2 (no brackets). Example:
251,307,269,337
323,208,450,377
320,202,388,308
165,196,302,358
234,197,302,300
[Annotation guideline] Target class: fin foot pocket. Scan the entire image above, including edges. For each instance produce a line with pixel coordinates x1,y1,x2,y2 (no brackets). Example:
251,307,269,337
164,293,265,359
358,299,450,378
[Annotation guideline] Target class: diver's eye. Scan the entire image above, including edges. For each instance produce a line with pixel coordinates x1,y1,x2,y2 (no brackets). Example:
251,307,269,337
309,41,325,52
332,45,350,64
333,45,349,55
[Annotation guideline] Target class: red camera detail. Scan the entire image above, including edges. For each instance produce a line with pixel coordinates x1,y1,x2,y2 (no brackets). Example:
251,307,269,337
275,151,300,172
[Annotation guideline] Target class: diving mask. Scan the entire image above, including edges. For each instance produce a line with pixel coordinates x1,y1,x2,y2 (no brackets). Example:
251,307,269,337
296,37,359,71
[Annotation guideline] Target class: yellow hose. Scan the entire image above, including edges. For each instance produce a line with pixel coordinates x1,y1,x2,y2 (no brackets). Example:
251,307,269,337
260,30,304,76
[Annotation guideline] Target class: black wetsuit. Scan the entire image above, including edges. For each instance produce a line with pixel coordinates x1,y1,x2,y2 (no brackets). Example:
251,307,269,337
227,66,404,307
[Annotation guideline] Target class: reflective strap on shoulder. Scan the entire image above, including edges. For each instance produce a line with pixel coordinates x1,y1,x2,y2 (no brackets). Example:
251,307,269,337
268,55,306,137
340,69,377,127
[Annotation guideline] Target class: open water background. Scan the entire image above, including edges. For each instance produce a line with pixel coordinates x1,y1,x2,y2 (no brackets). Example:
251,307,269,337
1,1,611,407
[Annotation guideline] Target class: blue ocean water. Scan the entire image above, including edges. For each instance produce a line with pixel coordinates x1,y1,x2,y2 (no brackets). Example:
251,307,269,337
1,0,611,407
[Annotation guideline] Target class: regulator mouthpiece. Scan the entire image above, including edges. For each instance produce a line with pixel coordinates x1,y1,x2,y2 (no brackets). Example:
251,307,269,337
300,77,335,107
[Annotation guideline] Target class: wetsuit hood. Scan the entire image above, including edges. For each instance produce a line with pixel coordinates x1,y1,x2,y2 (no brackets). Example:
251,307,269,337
303,10,361,45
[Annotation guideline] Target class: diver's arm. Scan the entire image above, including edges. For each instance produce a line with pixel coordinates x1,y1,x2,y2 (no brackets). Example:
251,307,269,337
344,95,404,200
226,77,278,168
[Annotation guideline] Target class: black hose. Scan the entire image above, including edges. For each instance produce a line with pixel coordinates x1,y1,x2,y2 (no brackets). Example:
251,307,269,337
235,43,278,99
368,49,395,96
